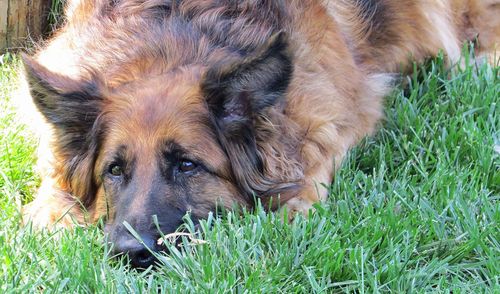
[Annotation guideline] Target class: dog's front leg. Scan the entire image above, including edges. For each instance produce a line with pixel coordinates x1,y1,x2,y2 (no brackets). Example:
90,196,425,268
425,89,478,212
22,178,86,230
279,133,346,219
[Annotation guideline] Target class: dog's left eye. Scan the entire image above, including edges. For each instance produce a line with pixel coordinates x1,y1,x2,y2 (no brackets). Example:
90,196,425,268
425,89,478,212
108,163,124,177
178,160,197,173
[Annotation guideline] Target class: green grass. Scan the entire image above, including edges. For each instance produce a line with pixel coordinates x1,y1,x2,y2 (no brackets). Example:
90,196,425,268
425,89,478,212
48,0,66,32
0,51,498,292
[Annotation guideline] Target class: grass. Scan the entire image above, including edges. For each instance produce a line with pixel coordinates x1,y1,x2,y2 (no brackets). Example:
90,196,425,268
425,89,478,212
48,0,66,32
0,51,499,292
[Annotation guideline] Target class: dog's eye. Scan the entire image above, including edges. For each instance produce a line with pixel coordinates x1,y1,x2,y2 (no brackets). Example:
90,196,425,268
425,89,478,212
178,160,197,173
109,164,124,176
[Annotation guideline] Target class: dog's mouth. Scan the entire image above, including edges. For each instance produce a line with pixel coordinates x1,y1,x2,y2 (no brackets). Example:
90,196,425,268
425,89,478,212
107,224,208,269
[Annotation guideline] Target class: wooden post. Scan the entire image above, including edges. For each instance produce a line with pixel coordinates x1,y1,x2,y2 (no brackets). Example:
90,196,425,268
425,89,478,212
1,0,51,52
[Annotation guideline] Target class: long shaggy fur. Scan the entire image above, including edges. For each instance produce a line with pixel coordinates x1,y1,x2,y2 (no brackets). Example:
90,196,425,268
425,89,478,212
21,0,499,233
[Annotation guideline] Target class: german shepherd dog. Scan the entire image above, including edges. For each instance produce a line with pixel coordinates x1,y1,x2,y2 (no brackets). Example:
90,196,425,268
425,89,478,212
22,0,499,268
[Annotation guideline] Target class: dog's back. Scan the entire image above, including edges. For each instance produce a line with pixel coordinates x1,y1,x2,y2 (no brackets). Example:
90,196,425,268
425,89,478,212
328,0,499,72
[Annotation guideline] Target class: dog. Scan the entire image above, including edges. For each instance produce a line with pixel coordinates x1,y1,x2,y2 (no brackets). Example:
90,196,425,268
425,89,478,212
21,0,499,268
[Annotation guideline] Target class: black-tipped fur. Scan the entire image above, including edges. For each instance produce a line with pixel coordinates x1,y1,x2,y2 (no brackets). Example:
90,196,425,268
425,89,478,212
23,56,104,207
202,32,294,202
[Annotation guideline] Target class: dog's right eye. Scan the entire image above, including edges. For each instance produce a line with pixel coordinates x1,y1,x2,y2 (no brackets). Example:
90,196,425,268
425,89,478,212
178,160,198,173
108,164,123,176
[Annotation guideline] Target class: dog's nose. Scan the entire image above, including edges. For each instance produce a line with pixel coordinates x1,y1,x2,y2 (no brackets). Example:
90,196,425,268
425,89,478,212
113,234,159,269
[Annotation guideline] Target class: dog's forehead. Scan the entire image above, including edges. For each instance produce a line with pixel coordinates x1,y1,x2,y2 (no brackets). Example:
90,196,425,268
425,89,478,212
106,68,207,129
99,68,227,170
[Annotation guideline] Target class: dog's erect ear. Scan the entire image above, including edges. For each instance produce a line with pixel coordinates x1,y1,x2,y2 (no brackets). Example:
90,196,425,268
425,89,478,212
203,32,292,134
202,32,294,201
22,55,103,207
22,55,102,139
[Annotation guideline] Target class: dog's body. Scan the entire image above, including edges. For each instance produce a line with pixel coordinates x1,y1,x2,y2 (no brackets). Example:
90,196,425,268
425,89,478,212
22,0,499,267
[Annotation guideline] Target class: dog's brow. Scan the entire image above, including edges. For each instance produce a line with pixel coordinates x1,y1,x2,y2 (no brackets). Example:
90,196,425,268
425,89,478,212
162,140,187,160
103,144,127,160
164,140,183,153
115,144,127,155
162,140,208,167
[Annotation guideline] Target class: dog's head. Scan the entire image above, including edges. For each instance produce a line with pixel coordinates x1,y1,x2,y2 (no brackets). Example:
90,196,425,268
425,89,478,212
23,33,299,267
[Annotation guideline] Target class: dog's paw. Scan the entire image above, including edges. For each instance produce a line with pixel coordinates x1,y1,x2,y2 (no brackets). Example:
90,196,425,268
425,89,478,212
279,197,315,222
22,199,83,231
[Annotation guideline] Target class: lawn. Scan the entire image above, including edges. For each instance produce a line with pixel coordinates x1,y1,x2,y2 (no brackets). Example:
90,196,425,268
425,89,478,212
0,51,498,292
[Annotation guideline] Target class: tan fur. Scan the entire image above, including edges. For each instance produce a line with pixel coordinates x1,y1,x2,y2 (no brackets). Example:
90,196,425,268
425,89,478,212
21,0,499,230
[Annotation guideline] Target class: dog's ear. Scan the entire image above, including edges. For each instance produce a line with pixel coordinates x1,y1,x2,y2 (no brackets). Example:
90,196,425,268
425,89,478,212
202,33,295,200
22,55,102,138
22,55,103,207
203,32,292,133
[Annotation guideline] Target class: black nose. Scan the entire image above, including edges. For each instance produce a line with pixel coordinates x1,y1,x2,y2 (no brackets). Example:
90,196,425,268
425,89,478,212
112,234,159,269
